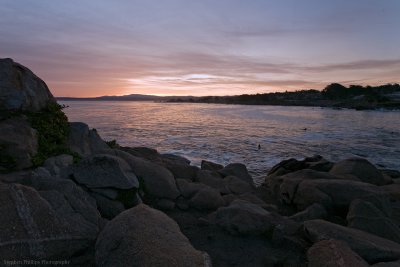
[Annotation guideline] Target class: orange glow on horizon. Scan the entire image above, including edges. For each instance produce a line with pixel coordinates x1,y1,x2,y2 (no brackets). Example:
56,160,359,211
48,73,399,98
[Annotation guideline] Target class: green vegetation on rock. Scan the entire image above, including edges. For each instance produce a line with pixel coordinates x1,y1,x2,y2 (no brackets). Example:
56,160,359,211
27,102,80,166
105,139,120,149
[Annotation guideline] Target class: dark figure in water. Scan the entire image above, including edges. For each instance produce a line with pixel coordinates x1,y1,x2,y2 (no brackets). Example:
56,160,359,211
258,144,261,150
303,128,307,131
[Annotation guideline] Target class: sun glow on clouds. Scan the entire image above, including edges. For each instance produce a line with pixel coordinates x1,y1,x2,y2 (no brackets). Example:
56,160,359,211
124,74,297,96
127,74,230,86
124,74,234,95
0,0,399,97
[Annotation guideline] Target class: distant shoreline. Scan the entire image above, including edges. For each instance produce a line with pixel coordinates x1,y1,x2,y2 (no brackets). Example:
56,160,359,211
57,83,400,111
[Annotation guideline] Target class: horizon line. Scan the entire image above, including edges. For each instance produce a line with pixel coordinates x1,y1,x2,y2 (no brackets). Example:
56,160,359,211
54,82,399,98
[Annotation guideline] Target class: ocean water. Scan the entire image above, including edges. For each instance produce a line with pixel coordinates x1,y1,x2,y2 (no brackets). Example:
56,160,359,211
61,101,400,185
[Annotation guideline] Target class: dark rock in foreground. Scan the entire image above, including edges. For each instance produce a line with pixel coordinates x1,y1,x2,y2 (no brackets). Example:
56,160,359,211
0,180,100,265
72,154,139,189
307,239,369,267
95,204,208,267
0,116,38,170
347,199,400,243
304,219,400,264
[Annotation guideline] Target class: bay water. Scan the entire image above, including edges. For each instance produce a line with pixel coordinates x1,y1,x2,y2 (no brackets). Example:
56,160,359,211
61,101,400,185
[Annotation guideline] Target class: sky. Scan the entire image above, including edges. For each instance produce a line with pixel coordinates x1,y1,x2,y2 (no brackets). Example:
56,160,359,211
1,0,400,97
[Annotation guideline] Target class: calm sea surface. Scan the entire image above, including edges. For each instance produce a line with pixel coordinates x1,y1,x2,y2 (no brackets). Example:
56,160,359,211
61,101,400,185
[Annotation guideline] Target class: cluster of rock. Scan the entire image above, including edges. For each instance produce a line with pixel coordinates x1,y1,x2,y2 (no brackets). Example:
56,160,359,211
1,58,400,266
265,156,400,265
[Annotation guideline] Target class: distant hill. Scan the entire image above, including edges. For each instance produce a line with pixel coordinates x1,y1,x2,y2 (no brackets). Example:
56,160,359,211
56,94,199,102
57,94,163,101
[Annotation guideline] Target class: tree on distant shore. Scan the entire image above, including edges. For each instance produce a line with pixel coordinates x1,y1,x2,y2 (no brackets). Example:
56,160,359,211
322,83,400,100
321,83,348,99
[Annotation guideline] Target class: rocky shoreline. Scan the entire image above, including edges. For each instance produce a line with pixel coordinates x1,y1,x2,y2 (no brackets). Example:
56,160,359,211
1,58,400,266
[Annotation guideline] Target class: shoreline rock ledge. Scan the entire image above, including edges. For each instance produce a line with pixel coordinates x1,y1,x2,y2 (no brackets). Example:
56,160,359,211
1,58,400,266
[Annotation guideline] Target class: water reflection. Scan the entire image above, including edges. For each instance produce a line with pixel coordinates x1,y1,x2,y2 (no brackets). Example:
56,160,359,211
61,101,400,185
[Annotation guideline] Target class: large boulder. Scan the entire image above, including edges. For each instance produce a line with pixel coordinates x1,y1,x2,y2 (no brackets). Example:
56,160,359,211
95,204,208,267
224,175,254,195
0,58,54,111
213,200,276,235
289,203,328,222
267,155,333,177
121,146,160,162
271,220,305,254
218,163,254,186
0,181,99,263
160,153,191,166
71,154,140,217
24,174,102,249
307,239,368,267
98,149,180,200
347,199,400,243
189,187,224,210
0,169,30,184
122,148,199,180
293,179,388,211
237,192,277,211
330,158,387,186
161,156,199,181
68,122,109,156
43,154,73,176
72,154,138,190
195,169,232,194
0,116,38,171
176,179,209,198
304,219,400,264
266,169,346,204
201,160,223,171
90,192,125,219
155,198,175,210
176,178,226,209
381,184,400,201
268,158,307,177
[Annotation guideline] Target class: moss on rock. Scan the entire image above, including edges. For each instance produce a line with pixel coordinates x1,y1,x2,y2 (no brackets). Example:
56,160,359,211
105,139,120,149
26,102,80,166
